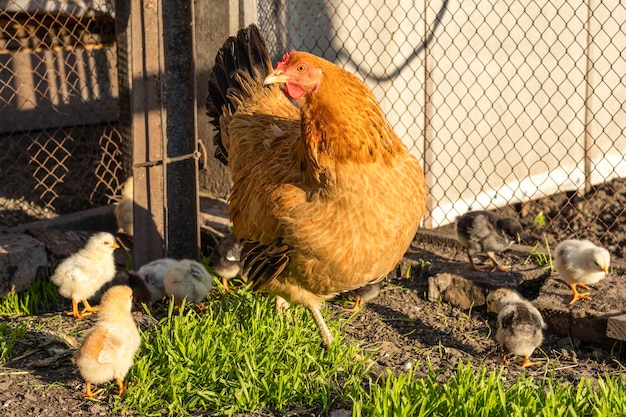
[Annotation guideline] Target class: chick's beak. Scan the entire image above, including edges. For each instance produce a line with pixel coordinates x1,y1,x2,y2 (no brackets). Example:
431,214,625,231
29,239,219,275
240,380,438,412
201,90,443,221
263,70,288,86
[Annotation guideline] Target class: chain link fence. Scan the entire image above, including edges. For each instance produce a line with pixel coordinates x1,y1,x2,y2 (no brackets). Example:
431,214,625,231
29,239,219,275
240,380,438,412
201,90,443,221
257,0,626,259
0,1,123,227
1,0,625,261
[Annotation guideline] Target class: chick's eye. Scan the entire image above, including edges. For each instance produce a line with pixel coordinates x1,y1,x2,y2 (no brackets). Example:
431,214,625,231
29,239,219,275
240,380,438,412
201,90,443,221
296,63,307,73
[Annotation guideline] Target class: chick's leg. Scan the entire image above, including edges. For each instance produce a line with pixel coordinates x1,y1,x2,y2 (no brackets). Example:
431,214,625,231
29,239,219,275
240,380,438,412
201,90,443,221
221,276,230,291
84,381,103,398
501,352,510,365
486,252,511,272
345,295,363,313
67,299,81,318
115,377,128,396
466,251,488,271
308,305,334,348
517,355,540,368
80,299,99,315
569,283,591,304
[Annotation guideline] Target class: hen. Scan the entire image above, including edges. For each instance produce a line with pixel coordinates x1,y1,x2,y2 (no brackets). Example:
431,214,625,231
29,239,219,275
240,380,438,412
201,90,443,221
51,232,120,318
456,210,522,272
206,25,427,347
554,239,610,304
75,285,141,398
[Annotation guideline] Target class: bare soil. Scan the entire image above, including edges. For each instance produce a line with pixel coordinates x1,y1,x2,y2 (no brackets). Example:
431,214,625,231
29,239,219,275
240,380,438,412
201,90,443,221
1,179,625,416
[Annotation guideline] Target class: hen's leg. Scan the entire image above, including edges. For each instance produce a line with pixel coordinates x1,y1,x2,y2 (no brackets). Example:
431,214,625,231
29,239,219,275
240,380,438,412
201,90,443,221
487,252,511,272
308,305,334,348
275,296,290,314
569,283,591,304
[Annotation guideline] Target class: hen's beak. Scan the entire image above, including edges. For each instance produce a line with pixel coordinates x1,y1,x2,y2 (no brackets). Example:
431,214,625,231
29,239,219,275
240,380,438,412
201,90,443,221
264,71,288,86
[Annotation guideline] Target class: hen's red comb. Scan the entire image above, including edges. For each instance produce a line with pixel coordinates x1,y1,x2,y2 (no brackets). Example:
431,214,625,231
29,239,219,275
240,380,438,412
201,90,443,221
276,51,295,71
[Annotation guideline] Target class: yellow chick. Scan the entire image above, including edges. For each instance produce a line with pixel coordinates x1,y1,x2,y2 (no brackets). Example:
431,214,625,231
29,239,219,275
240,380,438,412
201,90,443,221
554,239,610,304
75,285,141,397
114,177,133,236
486,288,545,368
164,259,213,311
51,232,119,318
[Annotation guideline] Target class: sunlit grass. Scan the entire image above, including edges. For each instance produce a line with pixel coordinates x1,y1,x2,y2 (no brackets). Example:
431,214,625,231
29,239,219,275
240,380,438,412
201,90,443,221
351,362,626,417
116,287,368,416
0,278,59,317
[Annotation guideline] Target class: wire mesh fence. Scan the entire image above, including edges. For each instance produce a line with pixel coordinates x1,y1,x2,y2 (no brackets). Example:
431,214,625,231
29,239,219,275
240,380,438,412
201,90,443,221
1,0,625,261
257,0,626,259
0,1,123,227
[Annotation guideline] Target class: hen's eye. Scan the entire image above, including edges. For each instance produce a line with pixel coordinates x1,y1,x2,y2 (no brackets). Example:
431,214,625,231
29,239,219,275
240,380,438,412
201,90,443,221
296,63,306,72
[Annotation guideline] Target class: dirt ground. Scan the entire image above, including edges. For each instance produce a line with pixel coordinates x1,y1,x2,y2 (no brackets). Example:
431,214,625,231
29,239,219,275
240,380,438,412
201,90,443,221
1,179,625,416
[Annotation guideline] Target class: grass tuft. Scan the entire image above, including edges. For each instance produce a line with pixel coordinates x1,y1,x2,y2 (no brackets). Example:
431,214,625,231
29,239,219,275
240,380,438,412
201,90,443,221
0,278,59,317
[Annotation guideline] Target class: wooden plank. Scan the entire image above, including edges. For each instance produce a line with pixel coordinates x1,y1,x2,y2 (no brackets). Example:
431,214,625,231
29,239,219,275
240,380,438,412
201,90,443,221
606,314,626,342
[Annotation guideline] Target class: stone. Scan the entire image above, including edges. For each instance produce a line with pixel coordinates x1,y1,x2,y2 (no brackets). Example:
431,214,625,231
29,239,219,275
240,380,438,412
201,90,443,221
0,233,49,296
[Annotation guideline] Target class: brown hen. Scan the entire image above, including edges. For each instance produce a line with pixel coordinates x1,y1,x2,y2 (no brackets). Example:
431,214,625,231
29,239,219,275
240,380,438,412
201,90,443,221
206,24,427,348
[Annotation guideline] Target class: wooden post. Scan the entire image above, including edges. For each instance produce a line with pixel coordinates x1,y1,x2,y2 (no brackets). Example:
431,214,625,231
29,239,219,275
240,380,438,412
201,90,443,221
126,0,200,267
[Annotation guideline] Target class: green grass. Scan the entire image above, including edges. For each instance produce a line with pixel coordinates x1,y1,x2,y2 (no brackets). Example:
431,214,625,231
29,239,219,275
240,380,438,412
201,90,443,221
0,321,28,364
115,288,368,416
0,278,59,317
4,274,626,416
351,362,626,417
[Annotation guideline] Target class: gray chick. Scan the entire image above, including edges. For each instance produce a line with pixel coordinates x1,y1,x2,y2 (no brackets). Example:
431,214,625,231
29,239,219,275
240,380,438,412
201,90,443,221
210,234,247,290
456,210,522,272
486,288,545,368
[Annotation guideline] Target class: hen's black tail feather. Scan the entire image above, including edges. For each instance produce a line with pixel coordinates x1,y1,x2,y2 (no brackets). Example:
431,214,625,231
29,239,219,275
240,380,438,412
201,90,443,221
206,24,273,165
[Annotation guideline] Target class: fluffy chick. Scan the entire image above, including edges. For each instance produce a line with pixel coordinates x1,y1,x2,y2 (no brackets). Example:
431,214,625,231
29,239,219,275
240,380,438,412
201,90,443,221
51,232,120,318
114,177,133,236
209,234,246,290
456,211,522,272
75,285,141,397
164,259,213,311
554,239,610,304
137,258,178,303
486,288,545,368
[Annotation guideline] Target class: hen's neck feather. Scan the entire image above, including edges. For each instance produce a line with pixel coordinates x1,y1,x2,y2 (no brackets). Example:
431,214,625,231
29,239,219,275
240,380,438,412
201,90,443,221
298,63,405,184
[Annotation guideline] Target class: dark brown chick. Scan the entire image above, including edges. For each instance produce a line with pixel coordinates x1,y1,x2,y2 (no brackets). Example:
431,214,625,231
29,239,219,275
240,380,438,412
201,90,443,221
210,234,246,290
